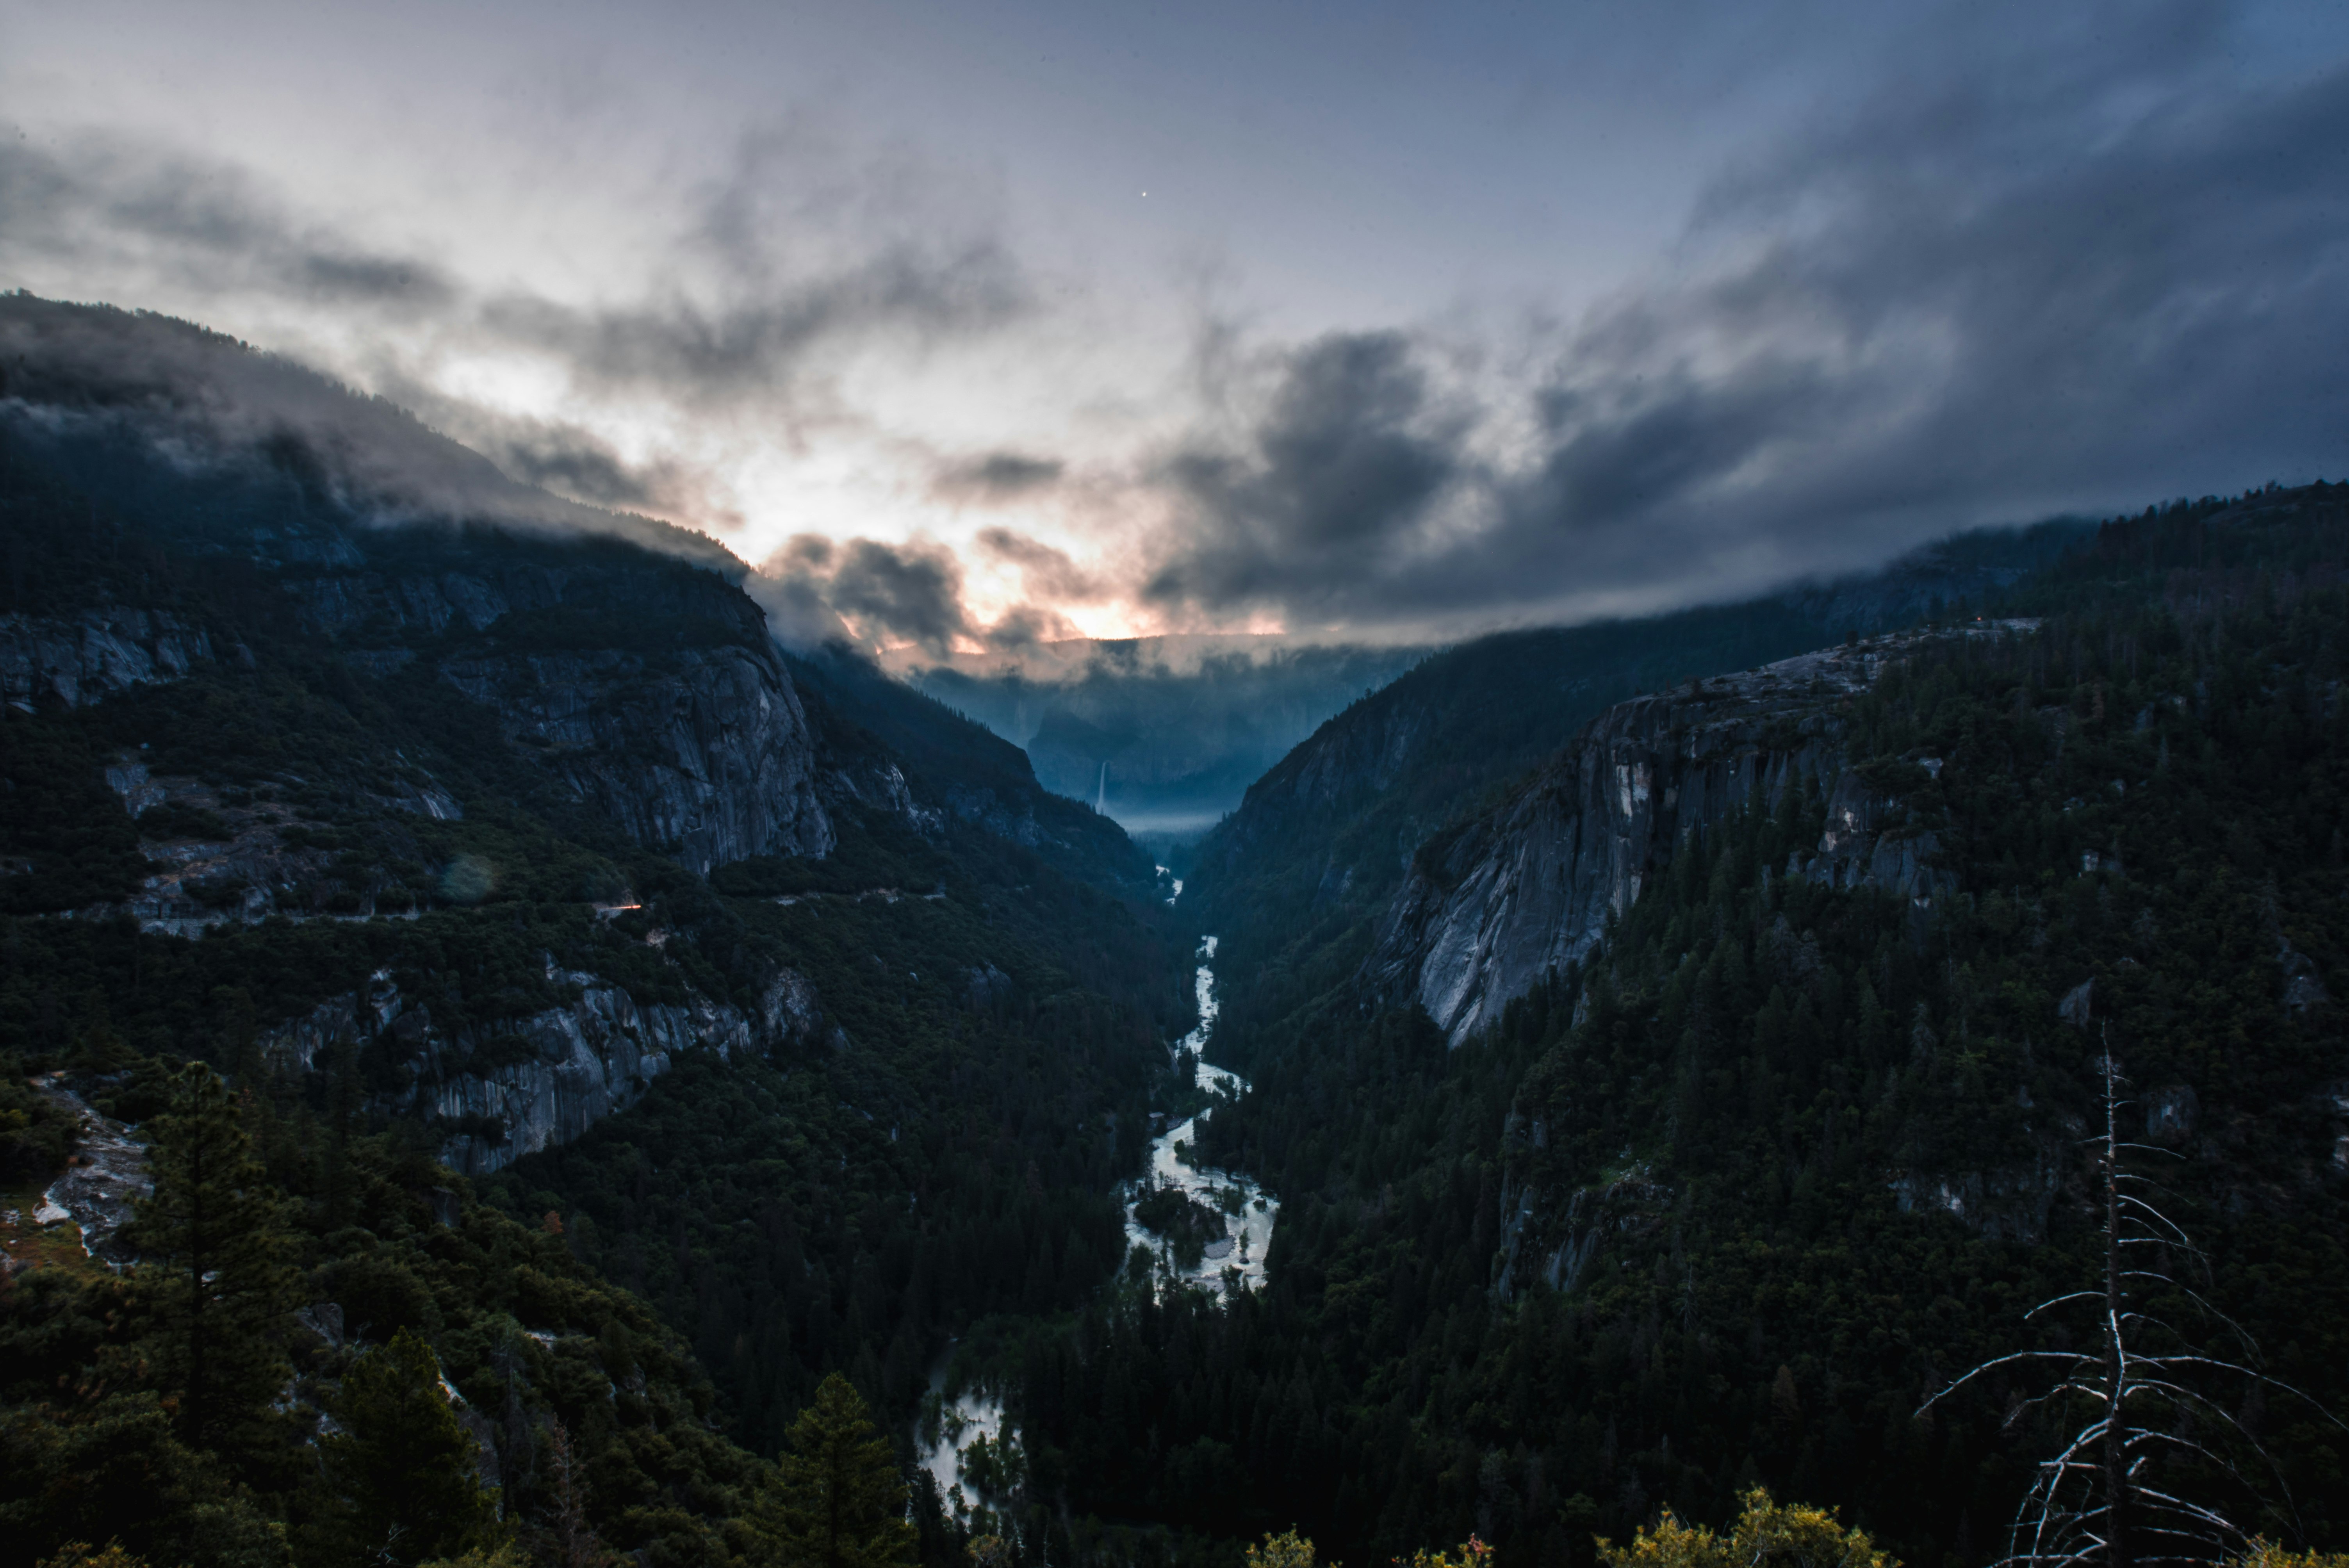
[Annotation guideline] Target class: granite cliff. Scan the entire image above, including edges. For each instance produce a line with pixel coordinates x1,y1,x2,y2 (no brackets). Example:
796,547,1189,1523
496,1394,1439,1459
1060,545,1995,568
258,959,824,1175
0,294,834,880
1180,529,2082,1069
1,608,220,713
1362,629,2028,1044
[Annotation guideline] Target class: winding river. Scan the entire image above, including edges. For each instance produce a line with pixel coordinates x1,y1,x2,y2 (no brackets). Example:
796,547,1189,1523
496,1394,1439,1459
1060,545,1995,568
916,923,1278,1517
1122,935,1278,1291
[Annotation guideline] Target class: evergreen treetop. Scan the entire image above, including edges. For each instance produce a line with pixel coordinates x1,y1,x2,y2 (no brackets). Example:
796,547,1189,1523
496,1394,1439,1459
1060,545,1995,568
120,1060,301,1471
312,1327,506,1568
750,1374,917,1568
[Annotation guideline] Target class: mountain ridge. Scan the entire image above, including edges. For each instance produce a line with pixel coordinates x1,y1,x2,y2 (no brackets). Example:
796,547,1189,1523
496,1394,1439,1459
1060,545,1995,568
1182,519,2087,1069
1362,627,2005,1043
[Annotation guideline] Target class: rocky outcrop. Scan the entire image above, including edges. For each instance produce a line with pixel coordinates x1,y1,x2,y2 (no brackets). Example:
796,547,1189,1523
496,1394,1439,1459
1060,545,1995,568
1,608,215,711
1887,1139,2067,1243
1492,1159,1672,1303
61,761,464,935
439,645,832,872
283,549,836,871
260,960,824,1176
1364,631,2023,1044
25,1082,151,1266
2279,939,2331,1012
823,758,946,837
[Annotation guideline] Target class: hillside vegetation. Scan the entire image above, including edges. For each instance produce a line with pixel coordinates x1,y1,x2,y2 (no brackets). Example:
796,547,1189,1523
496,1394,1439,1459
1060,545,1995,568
1004,486,2349,1567
6,297,2346,1568
0,301,1200,1568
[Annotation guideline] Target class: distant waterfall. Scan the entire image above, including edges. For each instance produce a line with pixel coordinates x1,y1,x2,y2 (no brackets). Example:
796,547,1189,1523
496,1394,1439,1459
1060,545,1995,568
1095,760,1108,813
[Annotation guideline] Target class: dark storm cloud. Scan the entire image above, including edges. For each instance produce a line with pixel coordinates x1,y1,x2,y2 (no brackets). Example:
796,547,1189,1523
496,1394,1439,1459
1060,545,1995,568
982,602,1084,649
933,451,1066,502
755,530,1089,654
477,418,743,529
827,538,971,650
977,526,1101,600
476,122,1031,408
0,135,456,310
358,367,686,513
1142,39,2349,628
1144,331,1462,613
761,535,973,654
485,424,663,509
474,240,1026,406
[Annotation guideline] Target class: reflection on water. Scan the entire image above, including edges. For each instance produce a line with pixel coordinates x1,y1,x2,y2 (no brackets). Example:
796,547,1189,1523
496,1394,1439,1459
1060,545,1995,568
1123,935,1279,1293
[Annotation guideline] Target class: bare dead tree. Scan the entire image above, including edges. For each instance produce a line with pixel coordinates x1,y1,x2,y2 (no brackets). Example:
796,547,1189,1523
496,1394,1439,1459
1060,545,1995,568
1919,1048,2342,1568
536,1413,608,1568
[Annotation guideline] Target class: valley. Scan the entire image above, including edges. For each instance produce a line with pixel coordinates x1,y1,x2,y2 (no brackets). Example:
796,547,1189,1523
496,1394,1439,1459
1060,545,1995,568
2,298,2345,1568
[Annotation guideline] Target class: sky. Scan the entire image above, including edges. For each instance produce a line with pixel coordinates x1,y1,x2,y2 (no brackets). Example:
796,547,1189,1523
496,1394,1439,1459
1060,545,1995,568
5,0,2348,652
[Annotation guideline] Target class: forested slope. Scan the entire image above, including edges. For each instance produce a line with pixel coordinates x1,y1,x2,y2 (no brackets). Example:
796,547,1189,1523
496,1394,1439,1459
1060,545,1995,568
0,301,1196,1568
7,296,2346,1568
995,485,2349,1568
1183,524,2086,1075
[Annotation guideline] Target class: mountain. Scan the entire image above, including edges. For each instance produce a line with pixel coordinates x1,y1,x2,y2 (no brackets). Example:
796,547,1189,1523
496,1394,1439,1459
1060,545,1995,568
1181,522,2088,1070
0,294,738,571
1361,629,1982,1045
7,293,2348,1568
1005,483,2349,1567
788,641,1152,886
0,298,1193,1568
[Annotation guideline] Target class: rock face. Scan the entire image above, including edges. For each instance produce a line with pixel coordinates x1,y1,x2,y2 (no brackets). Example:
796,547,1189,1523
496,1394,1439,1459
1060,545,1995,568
1886,1144,2067,1243
1,298,837,876
1,608,216,711
284,551,835,871
15,556,831,877
1213,696,1435,867
1363,633,2014,1044
260,961,824,1175
27,1082,152,1266
1491,1157,1672,1304
440,645,832,871
58,758,469,936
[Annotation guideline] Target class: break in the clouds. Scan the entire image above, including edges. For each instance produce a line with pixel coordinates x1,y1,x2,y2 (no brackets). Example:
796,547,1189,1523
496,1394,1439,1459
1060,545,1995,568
3,0,2345,646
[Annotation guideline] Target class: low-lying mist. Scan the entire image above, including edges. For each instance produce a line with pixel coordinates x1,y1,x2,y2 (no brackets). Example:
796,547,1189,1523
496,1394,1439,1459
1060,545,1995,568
897,638,1435,837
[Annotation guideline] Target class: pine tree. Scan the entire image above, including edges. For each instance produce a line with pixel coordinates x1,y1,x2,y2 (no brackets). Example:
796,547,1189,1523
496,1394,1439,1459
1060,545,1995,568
122,1060,301,1469
749,1375,918,1568
315,1328,504,1568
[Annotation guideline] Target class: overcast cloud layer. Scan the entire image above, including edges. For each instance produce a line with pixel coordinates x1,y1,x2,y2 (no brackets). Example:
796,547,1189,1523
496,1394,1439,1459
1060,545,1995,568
2,0,2344,649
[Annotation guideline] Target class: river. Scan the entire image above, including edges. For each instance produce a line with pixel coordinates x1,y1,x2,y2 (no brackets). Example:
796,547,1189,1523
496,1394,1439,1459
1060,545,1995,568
914,924,1277,1519
1122,935,1278,1291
